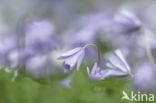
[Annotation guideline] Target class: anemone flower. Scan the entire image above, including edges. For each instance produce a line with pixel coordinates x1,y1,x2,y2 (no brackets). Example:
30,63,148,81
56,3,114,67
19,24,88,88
8,49,33,67
134,61,155,89
25,19,57,52
113,9,142,34
87,63,107,81
58,47,85,73
105,49,132,77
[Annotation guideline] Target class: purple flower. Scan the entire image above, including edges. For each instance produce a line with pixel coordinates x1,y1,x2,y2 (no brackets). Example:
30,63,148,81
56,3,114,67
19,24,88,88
113,9,141,34
61,74,74,88
26,54,50,78
25,19,57,52
58,47,85,73
134,61,155,89
0,34,17,65
8,49,33,67
105,10,141,36
87,63,107,81
138,29,156,51
62,13,110,46
105,49,132,77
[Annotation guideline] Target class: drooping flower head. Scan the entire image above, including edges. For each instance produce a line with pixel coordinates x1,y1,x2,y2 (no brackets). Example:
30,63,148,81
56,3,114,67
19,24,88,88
58,47,85,73
112,9,142,34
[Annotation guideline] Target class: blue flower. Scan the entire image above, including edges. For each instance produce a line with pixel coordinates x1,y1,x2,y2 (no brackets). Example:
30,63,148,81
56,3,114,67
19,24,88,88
25,19,58,52
105,49,132,77
61,74,74,88
87,63,107,81
113,9,141,34
0,34,18,66
8,49,33,67
87,49,132,81
58,47,85,73
134,61,155,89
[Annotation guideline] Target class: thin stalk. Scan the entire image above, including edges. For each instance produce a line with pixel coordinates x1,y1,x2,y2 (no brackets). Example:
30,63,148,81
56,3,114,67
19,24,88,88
83,44,101,67
142,28,156,71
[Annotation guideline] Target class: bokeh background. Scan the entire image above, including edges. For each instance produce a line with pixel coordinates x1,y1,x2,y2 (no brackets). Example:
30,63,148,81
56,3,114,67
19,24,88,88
0,0,156,103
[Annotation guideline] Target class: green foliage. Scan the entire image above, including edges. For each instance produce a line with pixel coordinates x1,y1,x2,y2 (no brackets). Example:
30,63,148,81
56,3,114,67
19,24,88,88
0,67,134,103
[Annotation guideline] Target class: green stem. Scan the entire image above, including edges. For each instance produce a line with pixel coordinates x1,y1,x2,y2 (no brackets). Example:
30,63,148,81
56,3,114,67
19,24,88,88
83,44,101,67
142,28,156,71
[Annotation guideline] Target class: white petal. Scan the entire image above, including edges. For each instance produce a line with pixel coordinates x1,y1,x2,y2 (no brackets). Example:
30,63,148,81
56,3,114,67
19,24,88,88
76,50,85,70
104,69,128,77
87,67,90,75
115,49,131,72
109,54,127,72
64,49,84,68
60,47,82,58
91,62,98,74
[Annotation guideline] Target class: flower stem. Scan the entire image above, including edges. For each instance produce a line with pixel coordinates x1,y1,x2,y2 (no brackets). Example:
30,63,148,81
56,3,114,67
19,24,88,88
142,28,156,72
83,44,101,67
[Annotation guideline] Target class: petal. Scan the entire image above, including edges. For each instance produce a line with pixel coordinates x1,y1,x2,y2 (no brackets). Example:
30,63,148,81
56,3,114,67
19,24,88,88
64,49,84,70
108,49,129,73
87,67,90,75
76,50,85,70
91,62,98,74
58,47,82,60
62,62,71,73
99,70,109,80
115,49,131,72
104,69,128,77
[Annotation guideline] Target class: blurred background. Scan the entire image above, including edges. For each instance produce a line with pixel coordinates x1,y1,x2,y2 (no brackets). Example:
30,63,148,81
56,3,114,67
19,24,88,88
0,0,156,103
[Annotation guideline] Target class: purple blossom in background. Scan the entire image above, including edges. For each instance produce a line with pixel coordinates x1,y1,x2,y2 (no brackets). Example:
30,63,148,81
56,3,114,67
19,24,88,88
61,74,74,88
26,54,51,78
0,35,17,65
0,18,60,78
25,19,57,52
7,49,33,67
134,61,156,89
58,47,85,73
111,9,141,34
63,13,110,46
99,9,142,49
137,29,156,51
87,63,107,81
105,49,131,77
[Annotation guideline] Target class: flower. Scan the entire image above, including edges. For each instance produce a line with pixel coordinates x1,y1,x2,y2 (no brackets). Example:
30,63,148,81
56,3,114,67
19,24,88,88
138,29,156,51
58,47,85,73
61,74,74,88
105,49,131,77
63,13,109,45
87,63,107,81
0,35,17,65
25,19,57,52
134,61,155,89
112,9,141,34
8,49,33,67
26,54,50,78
